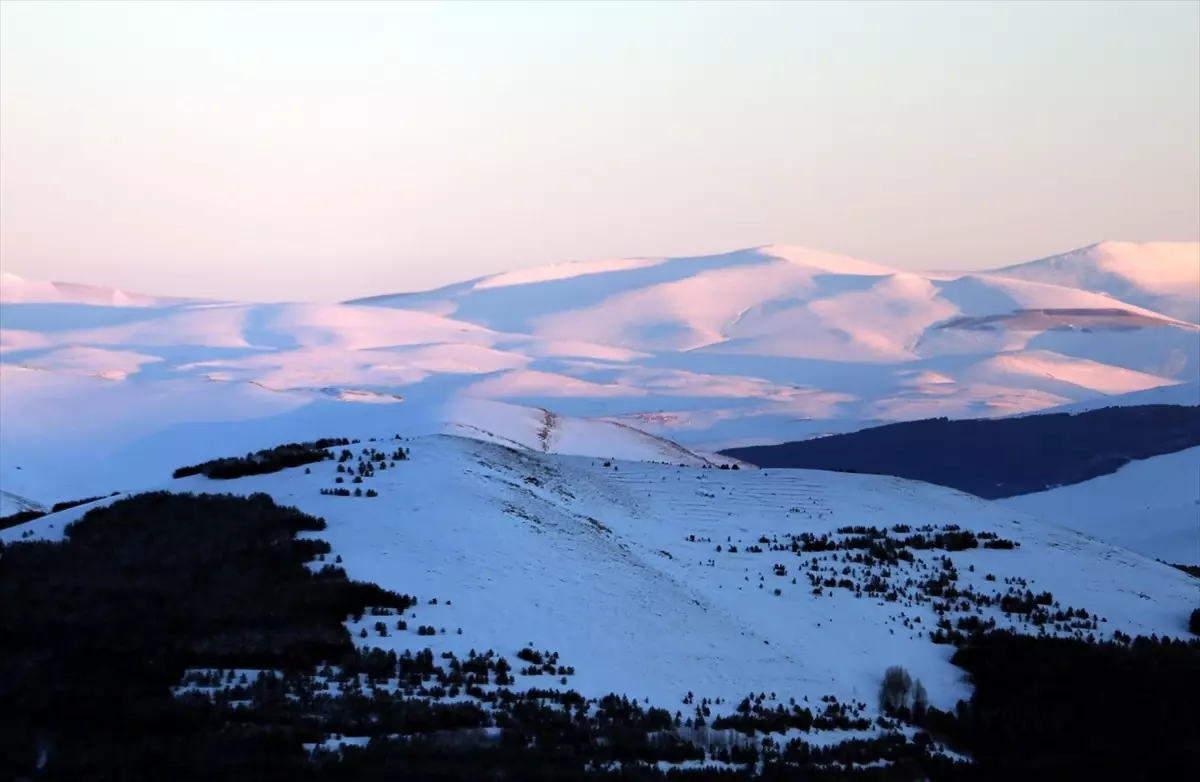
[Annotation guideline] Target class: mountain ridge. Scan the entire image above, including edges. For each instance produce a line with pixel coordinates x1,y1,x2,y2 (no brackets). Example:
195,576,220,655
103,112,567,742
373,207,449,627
5,240,1196,324
342,240,1198,311
2,239,1197,511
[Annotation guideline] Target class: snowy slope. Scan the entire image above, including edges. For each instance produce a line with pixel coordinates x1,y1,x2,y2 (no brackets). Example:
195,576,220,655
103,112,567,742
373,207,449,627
5,434,1193,724
1003,447,1200,565
987,241,1200,324
0,467,47,517
1016,381,1200,416
443,398,712,465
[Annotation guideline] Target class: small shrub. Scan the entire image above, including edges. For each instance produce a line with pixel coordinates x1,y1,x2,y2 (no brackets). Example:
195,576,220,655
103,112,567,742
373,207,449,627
517,647,543,665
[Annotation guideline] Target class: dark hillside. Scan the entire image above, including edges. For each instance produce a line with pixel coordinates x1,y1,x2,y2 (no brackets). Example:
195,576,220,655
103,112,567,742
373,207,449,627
722,404,1200,499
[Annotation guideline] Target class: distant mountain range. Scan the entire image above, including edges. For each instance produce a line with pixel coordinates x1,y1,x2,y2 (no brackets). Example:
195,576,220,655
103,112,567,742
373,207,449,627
1,240,1197,509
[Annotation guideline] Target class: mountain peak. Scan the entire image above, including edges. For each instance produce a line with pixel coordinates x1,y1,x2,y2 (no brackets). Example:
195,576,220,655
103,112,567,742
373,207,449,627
754,245,899,276
987,241,1200,323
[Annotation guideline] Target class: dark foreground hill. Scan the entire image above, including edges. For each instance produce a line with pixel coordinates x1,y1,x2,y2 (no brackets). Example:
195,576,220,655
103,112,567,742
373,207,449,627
721,404,1200,499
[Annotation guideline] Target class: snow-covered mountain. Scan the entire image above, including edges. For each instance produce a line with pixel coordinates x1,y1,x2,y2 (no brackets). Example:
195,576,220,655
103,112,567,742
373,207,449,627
349,244,1195,360
986,241,1200,324
1,241,1197,511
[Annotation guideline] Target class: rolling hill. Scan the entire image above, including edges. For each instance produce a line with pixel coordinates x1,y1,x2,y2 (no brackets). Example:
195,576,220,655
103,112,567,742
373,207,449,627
3,432,1196,776
5,433,1195,711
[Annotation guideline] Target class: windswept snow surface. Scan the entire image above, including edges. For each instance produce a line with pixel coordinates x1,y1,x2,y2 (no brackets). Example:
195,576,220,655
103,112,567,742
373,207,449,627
2,241,1198,509
1003,447,1200,565
6,435,1194,722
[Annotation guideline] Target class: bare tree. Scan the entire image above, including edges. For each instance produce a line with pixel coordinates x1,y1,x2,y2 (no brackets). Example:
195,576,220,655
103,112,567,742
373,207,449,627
879,665,913,713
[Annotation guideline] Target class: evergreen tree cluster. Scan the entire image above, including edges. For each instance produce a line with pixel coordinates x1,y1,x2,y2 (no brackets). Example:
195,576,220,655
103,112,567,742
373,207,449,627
699,524,1019,569
905,630,1200,777
172,438,352,480
0,491,411,780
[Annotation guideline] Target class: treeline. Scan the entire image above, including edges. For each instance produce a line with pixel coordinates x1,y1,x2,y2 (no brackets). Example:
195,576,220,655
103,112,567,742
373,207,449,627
0,508,44,530
721,404,1200,499
1167,562,1200,579
172,437,352,480
903,630,1200,777
0,492,117,531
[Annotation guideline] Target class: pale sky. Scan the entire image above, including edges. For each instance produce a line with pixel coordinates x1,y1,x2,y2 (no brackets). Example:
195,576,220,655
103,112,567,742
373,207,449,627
1,0,1197,302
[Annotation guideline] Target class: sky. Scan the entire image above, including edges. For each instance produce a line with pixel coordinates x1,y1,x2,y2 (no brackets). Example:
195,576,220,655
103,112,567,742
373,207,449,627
1,0,1197,303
